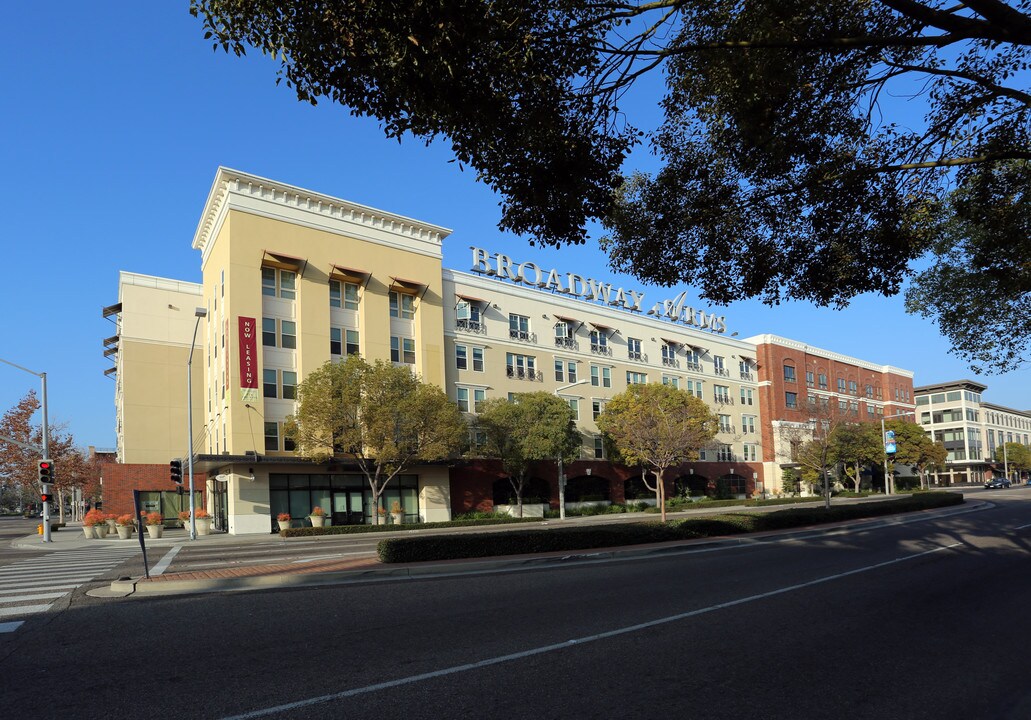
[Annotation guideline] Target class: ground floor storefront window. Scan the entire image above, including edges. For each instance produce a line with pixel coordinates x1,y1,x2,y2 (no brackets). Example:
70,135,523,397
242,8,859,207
269,473,419,531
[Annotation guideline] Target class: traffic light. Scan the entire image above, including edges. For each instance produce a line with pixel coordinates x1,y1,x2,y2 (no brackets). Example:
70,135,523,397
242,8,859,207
38,459,53,484
170,459,183,485
40,491,53,504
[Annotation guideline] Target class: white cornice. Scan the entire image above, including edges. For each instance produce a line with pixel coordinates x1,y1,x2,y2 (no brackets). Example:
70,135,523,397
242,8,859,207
191,167,452,267
743,333,914,378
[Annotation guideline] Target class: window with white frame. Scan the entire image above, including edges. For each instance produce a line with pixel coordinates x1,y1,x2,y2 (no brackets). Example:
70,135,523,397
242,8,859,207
684,348,701,370
456,344,469,370
743,444,758,461
627,371,647,385
262,317,276,347
627,338,643,361
391,336,415,364
718,414,733,433
389,291,416,319
740,387,754,405
262,268,296,299
329,280,359,310
330,328,360,356
509,314,531,341
282,371,297,400
714,355,728,376
471,347,484,372
565,397,579,421
717,444,734,462
686,379,703,398
591,365,612,388
714,385,731,403
280,320,297,349
592,399,605,420
662,375,680,389
742,415,756,434
594,436,605,459
507,352,537,380
555,359,565,382
662,342,678,367
555,321,576,348
566,361,577,383
263,369,277,398
264,421,279,452
456,387,470,412
456,301,482,331
589,329,609,354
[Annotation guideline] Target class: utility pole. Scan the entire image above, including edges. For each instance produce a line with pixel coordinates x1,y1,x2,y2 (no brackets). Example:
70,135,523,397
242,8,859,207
0,358,51,542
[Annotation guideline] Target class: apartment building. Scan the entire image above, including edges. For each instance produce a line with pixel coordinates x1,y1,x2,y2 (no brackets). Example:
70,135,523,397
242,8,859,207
746,335,916,493
915,380,1031,484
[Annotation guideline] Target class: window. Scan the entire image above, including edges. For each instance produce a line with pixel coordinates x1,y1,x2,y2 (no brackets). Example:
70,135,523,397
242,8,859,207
816,373,827,390
262,268,296,299
263,369,277,398
848,380,858,395
473,388,485,413
714,385,731,403
662,375,680,389
743,444,758,462
390,291,415,319
282,371,297,400
507,353,537,380
837,377,846,393
849,400,858,414
806,371,814,388
839,399,848,411
555,321,576,348
783,364,796,382
865,384,874,398
331,328,342,356
329,280,359,310
717,444,734,462
808,393,817,407
662,343,678,367
509,314,531,341
589,330,609,355
456,387,469,412
740,361,753,380
591,365,612,388
264,421,279,452
567,362,577,383
456,302,482,331
686,380,703,399
626,371,647,385
714,356,728,376
742,415,756,434
566,398,579,421
684,348,701,371
594,436,605,459
628,338,643,360
391,336,415,364
262,317,276,347
719,414,733,433
345,330,359,356
592,400,604,420
280,321,296,349
740,387,753,406
785,391,798,409
456,344,468,370
555,359,565,382
472,347,484,372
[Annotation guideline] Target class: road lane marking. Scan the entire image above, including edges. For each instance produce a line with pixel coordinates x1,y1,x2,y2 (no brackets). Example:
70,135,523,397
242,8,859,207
1015,522,1031,530
220,541,963,720
0,621,25,633
151,545,182,576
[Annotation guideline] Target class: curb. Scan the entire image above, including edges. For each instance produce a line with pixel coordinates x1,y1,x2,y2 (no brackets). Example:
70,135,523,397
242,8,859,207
95,500,988,598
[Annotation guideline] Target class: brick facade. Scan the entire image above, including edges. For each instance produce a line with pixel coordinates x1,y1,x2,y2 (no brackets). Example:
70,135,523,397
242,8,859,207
99,463,204,516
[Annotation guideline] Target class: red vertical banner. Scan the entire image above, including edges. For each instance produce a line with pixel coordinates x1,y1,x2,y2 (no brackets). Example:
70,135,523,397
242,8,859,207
239,316,258,401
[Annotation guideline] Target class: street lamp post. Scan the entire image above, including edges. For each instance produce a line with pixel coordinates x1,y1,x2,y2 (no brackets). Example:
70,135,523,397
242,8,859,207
1,358,50,542
187,307,207,541
554,378,590,520
881,410,915,496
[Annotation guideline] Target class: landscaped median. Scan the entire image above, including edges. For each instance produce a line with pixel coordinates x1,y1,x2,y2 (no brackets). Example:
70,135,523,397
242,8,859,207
279,515,542,538
376,492,965,564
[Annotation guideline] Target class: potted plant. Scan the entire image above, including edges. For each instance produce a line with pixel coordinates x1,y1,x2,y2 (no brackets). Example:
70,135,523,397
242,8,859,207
115,514,135,540
145,511,164,539
194,508,212,535
105,513,118,533
377,505,387,524
178,510,191,529
277,512,292,532
309,506,326,528
82,508,105,539
390,501,404,525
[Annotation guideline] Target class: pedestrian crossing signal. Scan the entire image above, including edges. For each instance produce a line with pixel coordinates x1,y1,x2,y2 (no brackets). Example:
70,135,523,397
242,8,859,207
170,459,183,485
40,492,53,504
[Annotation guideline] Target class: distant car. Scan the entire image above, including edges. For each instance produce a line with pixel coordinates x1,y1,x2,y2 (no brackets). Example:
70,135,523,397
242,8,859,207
985,478,1011,489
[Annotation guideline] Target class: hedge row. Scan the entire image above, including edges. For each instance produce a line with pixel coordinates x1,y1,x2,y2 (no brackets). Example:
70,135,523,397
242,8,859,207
376,492,964,563
279,515,541,538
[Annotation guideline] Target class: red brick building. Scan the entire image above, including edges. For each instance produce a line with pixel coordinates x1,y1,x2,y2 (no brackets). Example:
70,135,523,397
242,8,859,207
746,335,915,493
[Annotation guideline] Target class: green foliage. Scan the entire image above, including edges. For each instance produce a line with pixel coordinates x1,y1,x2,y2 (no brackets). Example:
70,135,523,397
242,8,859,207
285,356,467,513
377,492,964,561
280,515,541,537
994,442,1031,471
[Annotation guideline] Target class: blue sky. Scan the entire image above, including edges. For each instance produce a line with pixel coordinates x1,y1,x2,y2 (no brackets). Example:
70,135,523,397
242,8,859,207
3,3,1028,450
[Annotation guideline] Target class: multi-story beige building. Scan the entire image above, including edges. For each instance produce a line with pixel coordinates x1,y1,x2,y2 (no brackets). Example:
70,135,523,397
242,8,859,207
915,380,1031,484
106,167,771,534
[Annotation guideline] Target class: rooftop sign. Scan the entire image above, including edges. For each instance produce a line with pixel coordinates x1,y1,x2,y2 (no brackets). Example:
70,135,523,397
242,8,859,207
470,247,728,333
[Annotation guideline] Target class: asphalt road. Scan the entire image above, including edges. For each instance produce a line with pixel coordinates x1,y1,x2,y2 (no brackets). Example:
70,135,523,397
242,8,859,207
2,489,1030,719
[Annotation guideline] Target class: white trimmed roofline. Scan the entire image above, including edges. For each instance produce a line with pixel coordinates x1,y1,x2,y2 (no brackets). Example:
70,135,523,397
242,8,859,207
743,333,914,377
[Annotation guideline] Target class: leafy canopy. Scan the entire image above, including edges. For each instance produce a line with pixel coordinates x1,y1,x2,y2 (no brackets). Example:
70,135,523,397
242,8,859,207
192,0,1031,370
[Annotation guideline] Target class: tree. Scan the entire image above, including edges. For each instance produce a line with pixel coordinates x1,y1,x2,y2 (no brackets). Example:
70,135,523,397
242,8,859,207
829,422,882,492
888,419,948,490
994,441,1031,480
784,398,858,508
597,383,718,522
192,0,1031,369
476,392,581,517
284,356,467,523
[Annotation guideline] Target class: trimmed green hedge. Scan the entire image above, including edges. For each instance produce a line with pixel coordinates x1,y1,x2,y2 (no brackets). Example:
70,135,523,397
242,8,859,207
279,515,541,538
377,492,964,563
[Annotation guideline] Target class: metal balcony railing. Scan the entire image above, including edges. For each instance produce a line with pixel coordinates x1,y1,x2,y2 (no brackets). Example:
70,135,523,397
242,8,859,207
509,329,537,343
456,319,486,334
506,366,543,381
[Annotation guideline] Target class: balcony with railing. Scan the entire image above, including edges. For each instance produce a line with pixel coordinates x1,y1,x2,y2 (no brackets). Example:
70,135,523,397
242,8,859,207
714,368,730,377
456,318,486,334
555,337,579,351
719,424,735,434
506,366,543,381
590,343,612,356
628,351,648,362
662,357,680,368
509,329,537,343
685,362,703,373
714,394,734,405
739,372,754,381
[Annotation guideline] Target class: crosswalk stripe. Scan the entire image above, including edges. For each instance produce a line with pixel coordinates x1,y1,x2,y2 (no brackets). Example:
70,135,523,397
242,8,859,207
0,592,68,604
0,604,52,618
0,579,85,590
0,585,78,595
0,621,25,633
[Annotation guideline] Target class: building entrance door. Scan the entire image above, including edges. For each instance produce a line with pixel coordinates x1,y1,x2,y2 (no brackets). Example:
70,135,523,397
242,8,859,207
331,490,366,526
